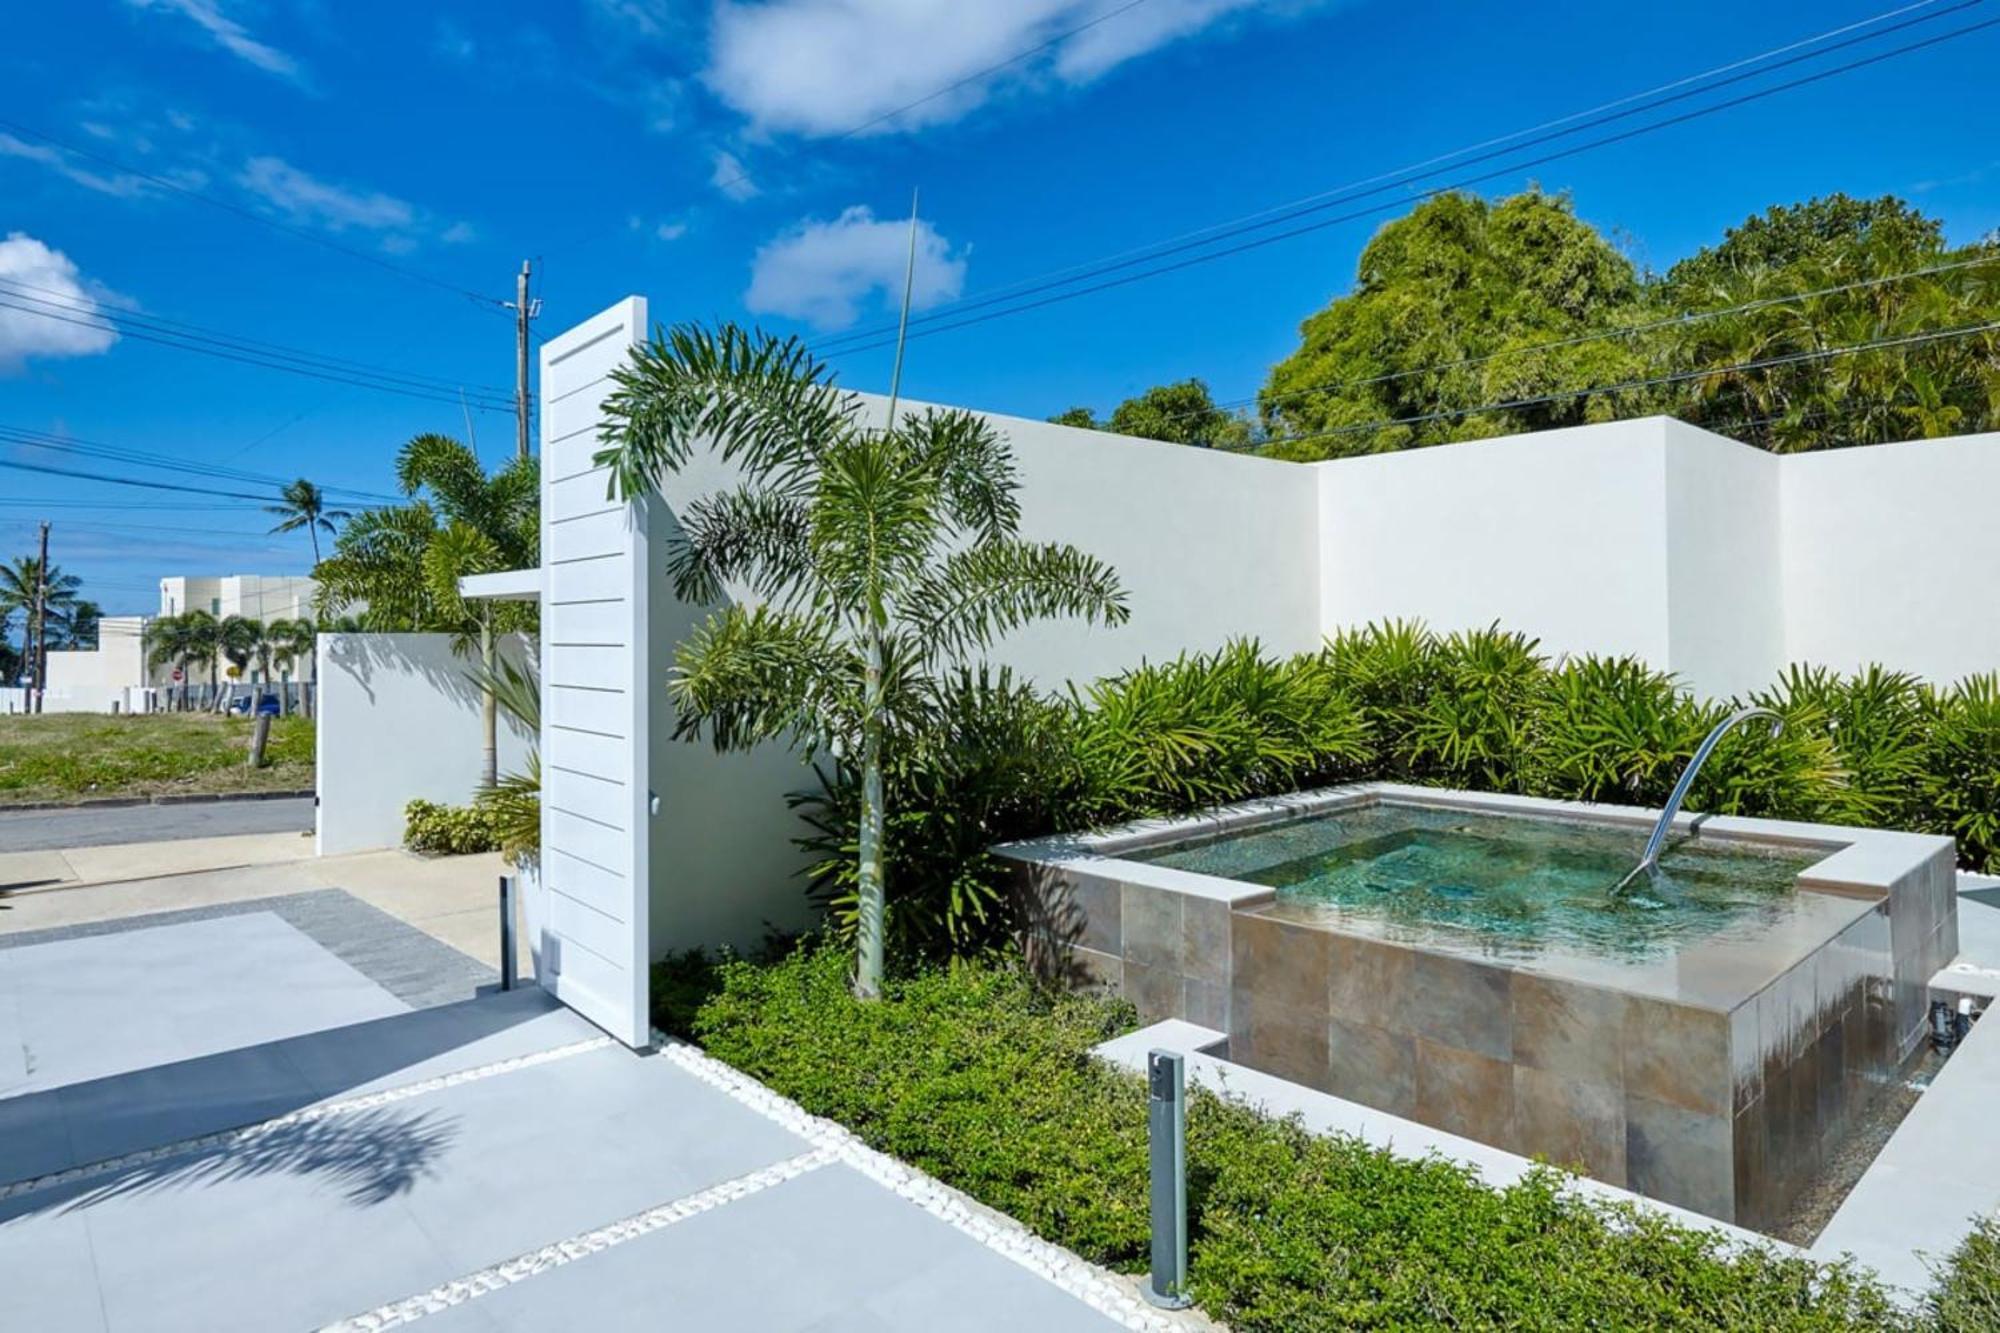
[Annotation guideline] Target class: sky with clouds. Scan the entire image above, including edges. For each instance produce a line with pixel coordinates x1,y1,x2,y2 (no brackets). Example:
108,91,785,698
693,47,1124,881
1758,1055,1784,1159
3,0,1998,613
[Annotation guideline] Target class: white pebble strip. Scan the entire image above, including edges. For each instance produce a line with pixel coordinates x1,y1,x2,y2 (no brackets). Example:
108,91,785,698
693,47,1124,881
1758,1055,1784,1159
653,1031,1192,1333
318,1147,836,1331
0,1035,613,1203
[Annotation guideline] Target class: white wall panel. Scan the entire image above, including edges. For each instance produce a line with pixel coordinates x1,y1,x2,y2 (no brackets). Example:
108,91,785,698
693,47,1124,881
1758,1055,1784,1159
536,295,650,1048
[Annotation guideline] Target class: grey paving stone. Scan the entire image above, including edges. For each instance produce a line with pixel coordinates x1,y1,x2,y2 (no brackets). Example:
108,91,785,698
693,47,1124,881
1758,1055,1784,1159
274,986,594,1101
423,1163,1129,1333
0,1207,108,1332
0,1086,78,1187
56,1040,320,1166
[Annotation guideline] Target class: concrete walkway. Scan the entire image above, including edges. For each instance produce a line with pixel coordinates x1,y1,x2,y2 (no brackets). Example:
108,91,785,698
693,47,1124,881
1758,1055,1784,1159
0,881,1178,1332
0,796,315,853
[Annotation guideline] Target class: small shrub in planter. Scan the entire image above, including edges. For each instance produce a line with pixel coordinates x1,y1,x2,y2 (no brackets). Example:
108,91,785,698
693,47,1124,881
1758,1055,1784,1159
402,798,501,855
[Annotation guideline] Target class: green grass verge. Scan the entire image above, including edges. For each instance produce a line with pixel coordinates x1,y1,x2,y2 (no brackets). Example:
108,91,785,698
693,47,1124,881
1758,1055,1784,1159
657,944,1934,1332
0,711,314,806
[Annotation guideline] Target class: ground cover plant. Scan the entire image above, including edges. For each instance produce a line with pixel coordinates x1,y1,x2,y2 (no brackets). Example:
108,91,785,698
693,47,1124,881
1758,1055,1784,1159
0,711,313,805
794,623,2000,963
657,943,1916,1332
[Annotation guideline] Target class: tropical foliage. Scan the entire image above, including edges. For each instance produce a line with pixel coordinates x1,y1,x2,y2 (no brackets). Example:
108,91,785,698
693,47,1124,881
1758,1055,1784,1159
1248,190,2000,459
265,478,351,564
313,433,538,784
1051,377,1256,449
656,943,1904,1332
0,555,85,688
594,322,1129,997
796,624,2000,963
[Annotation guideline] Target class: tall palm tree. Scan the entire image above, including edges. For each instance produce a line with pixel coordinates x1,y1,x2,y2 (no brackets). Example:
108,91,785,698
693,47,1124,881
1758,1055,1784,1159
144,610,219,710
268,617,318,715
266,479,351,566
596,323,1129,998
0,556,82,701
313,434,538,785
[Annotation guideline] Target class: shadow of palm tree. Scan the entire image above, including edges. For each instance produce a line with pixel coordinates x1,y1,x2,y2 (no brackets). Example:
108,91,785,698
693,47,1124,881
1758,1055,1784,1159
60,1107,459,1212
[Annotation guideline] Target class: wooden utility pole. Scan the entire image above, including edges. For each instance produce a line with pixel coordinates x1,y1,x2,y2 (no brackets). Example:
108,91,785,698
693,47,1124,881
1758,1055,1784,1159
31,521,49,714
511,260,539,461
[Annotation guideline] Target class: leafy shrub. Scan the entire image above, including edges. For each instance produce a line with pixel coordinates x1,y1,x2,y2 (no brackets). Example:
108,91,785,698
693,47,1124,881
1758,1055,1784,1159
1403,624,1543,788
402,798,501,855
665,944,1901,1332
1322,619,1440,779
1922,674,2000,874
1756,665,1931,829
1931,1214,2000,1331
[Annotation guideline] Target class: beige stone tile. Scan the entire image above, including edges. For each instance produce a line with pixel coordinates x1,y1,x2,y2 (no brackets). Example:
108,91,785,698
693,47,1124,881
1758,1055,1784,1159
1407,950,1511,1061
1326,1015,1413,1116
1515,1064,1625,1185
1414,1038,1514,1149
1511,973,1626,1085
1622,996,1729,1117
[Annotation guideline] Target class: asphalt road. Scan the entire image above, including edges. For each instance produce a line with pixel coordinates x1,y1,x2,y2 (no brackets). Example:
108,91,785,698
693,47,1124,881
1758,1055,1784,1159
0,796,316,853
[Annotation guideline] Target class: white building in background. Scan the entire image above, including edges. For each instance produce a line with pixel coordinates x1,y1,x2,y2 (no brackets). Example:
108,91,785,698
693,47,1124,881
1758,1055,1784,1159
30,573,323,713
158,574,318,622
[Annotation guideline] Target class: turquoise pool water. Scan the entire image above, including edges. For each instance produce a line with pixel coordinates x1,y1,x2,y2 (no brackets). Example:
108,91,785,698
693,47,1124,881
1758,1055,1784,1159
1132,802,1821,956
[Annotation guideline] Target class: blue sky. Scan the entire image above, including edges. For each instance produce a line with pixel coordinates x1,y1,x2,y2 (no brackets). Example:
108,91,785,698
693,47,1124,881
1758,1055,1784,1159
3,0,1997,615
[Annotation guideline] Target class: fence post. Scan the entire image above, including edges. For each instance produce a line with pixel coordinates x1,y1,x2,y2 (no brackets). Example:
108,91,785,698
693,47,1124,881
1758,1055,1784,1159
1147,1048,1192,1309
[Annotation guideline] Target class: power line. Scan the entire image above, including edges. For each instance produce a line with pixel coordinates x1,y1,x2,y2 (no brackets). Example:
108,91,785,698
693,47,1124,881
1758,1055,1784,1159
0,457,289,503
809,3,1994,358
0,276,516,400
0,289,517,413
1247,317,2000,455
0,422,402,504
0,115,511,313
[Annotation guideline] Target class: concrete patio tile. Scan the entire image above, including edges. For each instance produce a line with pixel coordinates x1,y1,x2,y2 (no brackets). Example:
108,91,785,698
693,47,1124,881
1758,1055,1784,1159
3,913,407,1093
0,1207,107,1333
274,986,594,1101
396,1046,809,1273
0,1087,79,1186
422,1163,1128,1333
55,1041,319,1166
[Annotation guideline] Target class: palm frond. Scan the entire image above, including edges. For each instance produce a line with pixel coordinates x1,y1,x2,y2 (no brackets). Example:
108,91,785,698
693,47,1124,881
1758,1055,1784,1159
905,538,1130,663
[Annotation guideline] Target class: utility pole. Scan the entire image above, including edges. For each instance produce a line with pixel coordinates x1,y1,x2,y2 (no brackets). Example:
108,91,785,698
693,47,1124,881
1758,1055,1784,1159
508,260,541,461
31,521,49,715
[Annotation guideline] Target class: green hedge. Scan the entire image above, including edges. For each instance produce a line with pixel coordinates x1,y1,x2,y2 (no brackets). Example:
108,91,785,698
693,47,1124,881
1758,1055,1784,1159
401,798,501,855
657,944,1909,1331
794,625,2000,961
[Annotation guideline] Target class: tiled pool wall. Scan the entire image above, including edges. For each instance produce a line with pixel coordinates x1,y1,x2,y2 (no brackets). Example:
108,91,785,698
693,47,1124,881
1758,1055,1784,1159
1004,787,1960,1230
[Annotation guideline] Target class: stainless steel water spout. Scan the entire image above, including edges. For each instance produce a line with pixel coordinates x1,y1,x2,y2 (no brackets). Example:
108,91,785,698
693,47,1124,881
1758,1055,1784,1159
1613,707,1784,895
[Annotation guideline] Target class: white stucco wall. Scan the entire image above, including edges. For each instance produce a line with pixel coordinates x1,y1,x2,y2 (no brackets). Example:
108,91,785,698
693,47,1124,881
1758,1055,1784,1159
41,616,149,713
1781,431,2000,684
1315,418,1674,668
314,632,532,856
1661,423,1785,698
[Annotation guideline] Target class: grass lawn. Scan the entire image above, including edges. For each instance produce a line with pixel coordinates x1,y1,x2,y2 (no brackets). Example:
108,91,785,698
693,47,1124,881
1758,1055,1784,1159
0,711,314,806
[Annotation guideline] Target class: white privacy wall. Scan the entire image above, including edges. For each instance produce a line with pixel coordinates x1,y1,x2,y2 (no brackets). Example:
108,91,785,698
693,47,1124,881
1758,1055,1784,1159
1781,431,2000,685
537,298,653,1048
1660,422,1785,698
314,632,532,856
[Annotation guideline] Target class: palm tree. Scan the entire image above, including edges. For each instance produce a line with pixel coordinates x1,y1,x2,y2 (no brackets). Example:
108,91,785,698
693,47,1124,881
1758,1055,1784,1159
596,323,1128,998
268,617,318,715
51,599,101,650
145,610,220,710
0,556,82,703
313,434,538,785
266,479,351,566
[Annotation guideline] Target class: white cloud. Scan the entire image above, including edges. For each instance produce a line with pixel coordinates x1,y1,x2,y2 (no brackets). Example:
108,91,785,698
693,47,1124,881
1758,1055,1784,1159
655,220,689,242
701,0,1290,137
746,205,965,331
710,150,759,202
0,133,155,198
440,220,478,244
238,156,415,232
126,0,306,85
0,234,120,373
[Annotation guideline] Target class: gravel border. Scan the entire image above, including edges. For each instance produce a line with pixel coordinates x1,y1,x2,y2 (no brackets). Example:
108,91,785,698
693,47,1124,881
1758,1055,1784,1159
0,888,495,1009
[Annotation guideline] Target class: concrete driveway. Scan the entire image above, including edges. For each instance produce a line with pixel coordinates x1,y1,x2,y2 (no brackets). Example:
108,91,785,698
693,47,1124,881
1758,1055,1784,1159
0,884,1175,1332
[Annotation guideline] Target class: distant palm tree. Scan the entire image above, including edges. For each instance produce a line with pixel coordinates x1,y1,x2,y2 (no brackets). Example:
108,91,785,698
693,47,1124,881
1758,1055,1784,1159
266,479,351,566
52,599,101,650
145,611,220,710
268,617,317,715
0,556,82,698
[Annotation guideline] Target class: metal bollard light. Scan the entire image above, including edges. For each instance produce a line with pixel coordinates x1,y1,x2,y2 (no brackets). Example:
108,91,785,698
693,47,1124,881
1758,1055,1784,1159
1146,1048,1192,1309
499,875,517,992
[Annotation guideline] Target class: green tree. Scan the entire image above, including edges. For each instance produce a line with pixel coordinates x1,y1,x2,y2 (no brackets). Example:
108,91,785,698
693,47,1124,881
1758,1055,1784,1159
144,610,220,710
266,478,352,566
1259,189,1656,458
1049,380,1255,449
51,598,100,650
595,323,1129,998
313,434,538,785
267,617,318,715
0,556,82,698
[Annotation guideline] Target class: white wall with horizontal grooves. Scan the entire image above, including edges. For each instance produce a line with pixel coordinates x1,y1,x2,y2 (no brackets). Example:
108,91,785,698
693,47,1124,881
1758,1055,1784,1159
537,297,651,1048
314,632,532,855
1781,431,2000,685
1315,418,1674,669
